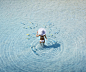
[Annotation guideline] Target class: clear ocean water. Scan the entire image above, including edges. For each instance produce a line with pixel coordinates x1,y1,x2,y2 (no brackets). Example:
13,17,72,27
0,0,86,72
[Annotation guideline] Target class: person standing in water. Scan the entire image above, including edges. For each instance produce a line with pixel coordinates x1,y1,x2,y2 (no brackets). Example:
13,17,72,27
36,28,47,46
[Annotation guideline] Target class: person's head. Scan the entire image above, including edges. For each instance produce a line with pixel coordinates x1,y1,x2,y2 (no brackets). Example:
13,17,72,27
38,28,46,36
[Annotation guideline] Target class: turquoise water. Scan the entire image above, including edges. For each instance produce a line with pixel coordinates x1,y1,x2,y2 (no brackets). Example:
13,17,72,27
0,0,86,72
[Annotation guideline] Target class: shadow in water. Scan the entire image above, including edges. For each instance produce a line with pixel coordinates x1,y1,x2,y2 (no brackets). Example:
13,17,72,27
43,42,60,48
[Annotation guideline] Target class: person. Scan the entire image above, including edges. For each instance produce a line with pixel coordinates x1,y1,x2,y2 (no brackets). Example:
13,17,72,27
36,28,47,46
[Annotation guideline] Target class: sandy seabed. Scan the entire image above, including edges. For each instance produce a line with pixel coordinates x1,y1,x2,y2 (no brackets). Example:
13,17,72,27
0,0,86,72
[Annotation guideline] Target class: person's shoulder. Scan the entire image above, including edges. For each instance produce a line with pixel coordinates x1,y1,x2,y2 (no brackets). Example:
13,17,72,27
43,35,46,36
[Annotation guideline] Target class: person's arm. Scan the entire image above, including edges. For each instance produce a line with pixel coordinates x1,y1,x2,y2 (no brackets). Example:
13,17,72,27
45,34,47,39
36,34,39,37
36,31,39,37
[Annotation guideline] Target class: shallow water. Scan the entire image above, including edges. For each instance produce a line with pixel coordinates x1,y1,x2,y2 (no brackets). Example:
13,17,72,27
0,0,86,72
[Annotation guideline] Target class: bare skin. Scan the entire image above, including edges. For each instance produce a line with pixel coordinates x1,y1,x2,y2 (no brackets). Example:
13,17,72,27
36,31,47,45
